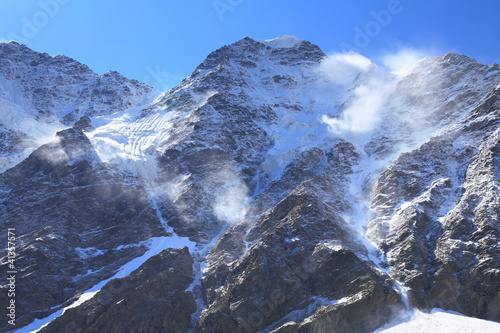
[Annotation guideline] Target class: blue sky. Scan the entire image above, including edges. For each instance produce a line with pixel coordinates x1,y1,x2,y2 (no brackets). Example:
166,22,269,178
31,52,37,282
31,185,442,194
0,0,499,91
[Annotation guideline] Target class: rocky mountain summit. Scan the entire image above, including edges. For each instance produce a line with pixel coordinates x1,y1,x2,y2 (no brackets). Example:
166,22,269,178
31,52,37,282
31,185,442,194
0,41,159,173
1,36,500,332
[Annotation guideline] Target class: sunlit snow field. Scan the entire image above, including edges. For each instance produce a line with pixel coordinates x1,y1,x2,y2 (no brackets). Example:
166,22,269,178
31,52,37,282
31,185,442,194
376,309,500,332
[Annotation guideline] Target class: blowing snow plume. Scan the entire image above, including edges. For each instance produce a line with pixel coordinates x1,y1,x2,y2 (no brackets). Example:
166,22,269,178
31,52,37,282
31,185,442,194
383,48,434,74
318,53,391,143
210,167,250,224
319,50,429,145
321,76,390,137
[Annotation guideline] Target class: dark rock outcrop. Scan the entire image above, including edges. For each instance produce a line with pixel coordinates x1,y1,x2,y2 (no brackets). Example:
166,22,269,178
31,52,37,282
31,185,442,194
0,127,166,330
40,247,196,333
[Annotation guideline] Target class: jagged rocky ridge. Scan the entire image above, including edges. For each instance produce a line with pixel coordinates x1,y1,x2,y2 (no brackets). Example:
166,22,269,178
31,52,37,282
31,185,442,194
0,41,159,173
0,36,499,332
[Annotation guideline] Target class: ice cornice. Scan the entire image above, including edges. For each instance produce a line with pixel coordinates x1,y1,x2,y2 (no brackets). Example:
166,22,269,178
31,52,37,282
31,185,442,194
258,35,303,48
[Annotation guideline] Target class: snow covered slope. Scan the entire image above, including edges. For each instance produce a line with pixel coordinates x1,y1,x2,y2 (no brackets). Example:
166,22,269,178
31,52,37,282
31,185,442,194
376,309,500,333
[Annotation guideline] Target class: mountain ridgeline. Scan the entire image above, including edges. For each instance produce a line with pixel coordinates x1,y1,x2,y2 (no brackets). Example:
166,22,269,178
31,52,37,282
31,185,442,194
0,36,499,332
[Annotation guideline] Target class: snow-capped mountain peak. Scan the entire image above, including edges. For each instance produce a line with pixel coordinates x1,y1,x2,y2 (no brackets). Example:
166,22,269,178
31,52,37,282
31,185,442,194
1,38,500,332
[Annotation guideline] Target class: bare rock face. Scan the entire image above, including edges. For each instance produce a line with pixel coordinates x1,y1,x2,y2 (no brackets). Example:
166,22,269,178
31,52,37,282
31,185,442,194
39,247,196,333
428,130,500,320
197,142,404,332
0,126,166,330
197,235,403,333
156,92,271,242
367,86,500,320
